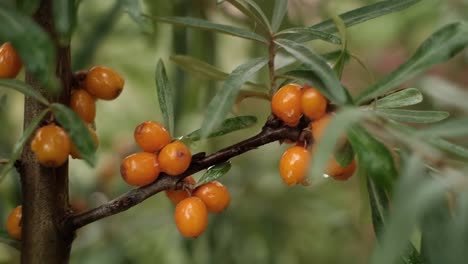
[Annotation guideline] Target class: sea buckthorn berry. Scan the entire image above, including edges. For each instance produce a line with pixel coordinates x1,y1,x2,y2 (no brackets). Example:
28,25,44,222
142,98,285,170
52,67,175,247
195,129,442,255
271,83,303,127
159,141,192,176
326,158,356,181
134,121,172,153
84,66,124,100
165,176,196,205
0,42,22,78
301,85,327,120
174,197,208,238
70,126,99,159
31,124,71,167
310,113,332,141
70,89,96,123
193,181,230,213
6,205,22,240
120,152,160,186
279,146,310,186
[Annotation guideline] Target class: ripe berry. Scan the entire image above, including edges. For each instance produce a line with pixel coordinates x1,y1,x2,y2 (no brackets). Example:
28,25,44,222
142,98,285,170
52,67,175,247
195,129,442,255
271,83,303,127
310,113,332,141
6,205,22,240
165,176,196,205
120,152,160,186
134,121,171,153
84,66,124,100
279,146,310,186
0,42,22,78
159,141,192,176
193,181,230,213
174,196,208,238
70,126,99,159
70,89,96,123
326,158,356,181
301,85,327,120
31,124,71,167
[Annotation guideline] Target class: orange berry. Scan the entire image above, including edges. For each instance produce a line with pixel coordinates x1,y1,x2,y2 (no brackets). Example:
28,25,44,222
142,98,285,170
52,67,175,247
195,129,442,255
326,158,356,181
70,126,99,159
120,152,160,186
193,181,230,213
279,146,310,186
310,113,332,141
159,141,192,175
0,42,22,78
84,66,124,100
174,197,208,238
301,85,327,120
70,89,96,123
271,83,303,126
31,124,71,167
134,121,172,153
6,205,22,240
165,176,196,205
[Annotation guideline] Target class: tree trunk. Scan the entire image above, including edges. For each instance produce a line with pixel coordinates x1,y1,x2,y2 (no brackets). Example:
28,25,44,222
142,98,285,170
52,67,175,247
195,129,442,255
20,0,74,263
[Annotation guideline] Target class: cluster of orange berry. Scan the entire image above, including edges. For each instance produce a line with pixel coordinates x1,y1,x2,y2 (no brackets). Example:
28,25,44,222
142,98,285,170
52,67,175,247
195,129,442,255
272,83,356,186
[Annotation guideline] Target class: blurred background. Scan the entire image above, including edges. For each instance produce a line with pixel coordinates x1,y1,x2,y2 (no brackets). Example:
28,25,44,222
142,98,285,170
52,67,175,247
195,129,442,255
0,0,467,263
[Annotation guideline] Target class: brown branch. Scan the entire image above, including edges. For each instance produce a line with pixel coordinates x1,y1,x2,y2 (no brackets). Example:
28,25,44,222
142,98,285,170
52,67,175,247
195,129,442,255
69,117,306,230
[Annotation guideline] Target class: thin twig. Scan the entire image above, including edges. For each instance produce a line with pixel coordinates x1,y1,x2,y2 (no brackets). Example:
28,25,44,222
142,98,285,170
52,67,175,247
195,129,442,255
69,117,306,230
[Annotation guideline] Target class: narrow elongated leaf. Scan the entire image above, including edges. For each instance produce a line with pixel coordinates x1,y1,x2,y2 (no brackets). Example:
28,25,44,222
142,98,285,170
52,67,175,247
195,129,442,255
309,107,368,179
271,0,287,32
152,16,268,43
294,0,421,42
197,162,231,187
357,22,468,104
53,0,76,44
0,109,48,182
155,60,174,134
0,231,20,250
377,109,449,124
0,94,7,112
275,27,342,45
275,39,350,104
200,57,268,137
170,55,267,90
331,15,348,78
375,88,423,109
348,126,396,193
0,79,49,105
416,118,468,138
51,103,96,166
226,0,271,33
0,4,58,92
185,116,257,141
428,137,468,160
122,0,151,32
334,140,354,167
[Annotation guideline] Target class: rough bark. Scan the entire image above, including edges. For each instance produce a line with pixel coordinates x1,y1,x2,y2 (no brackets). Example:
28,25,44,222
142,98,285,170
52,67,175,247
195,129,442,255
20,0,74,263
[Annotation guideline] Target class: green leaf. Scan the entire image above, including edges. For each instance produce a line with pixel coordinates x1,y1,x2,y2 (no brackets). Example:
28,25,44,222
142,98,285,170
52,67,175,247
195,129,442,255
51,103,96,166
357,22,468,104
0,79,49,105
309,107,368,179
151,16,268,43
348,125,396,193
225,0,271,33
16,0,39,15
122,0,151,32
200,57,268,137
376,109,449,124
275,39,350,104
275,27,342,45
185,115,257,141
428,137,468,160
0,109,48,183
0,4,58,92
170,55,266,90
334,140,354,167
0,231,20,250
416,118,468,138
375,88,423,109
155,60,174,135
196,162,231,187
0,94,7,112
331,15,348,78
294,0,422,43
53,0,76,44
271,0,287,32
